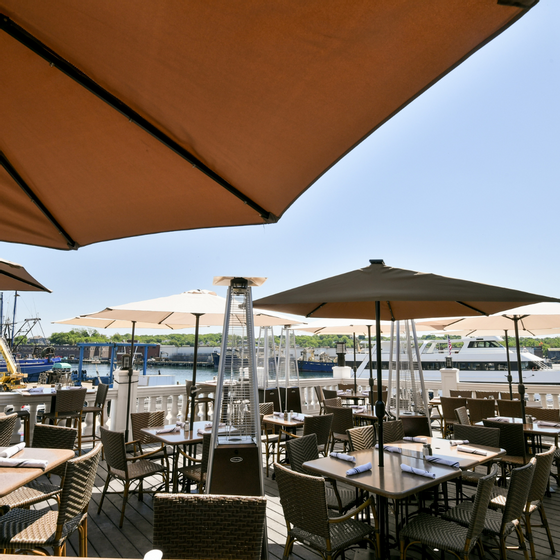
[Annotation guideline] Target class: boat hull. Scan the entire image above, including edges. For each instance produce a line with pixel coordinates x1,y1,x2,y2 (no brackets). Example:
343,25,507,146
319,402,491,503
0,358,57,382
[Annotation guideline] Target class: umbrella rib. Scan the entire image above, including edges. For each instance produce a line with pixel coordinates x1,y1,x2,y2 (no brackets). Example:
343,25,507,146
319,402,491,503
0,269,50,292
306,303,327,317
386,301,395,322
0,15,278,224
0,151,78,250
456,301,488,315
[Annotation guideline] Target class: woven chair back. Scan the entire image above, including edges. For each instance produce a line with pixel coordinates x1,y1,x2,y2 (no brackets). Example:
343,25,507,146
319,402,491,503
440,397,468,424
57,443,102,530
53,387,87,414
502,458,535,526
401,416,431,437
259,401,273,416
450,390,472,398
453,424,500,448
199,432,212,477
303,414,333,451
153,493,267,560
0,413,17,446
347,424,376,451
467,398,496,424
483,420,527,460
466,465,498,541
382,420,404,443
497,399,523,418
325,406,353,435
475,390,499,400
286,433,319,473
324,397,342,408
314,385,325,404
338,383,354,392
131,410,166,446
32,423,78,478
500,392,521,400
323,389,338,400
100,427,128,473
527,446,556,504
531,407,560,422
94,383,109,408
454,406,470,426
275,461,330,540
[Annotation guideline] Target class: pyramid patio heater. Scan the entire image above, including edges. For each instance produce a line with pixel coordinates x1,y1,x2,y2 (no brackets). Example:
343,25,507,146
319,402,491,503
206,276,265,497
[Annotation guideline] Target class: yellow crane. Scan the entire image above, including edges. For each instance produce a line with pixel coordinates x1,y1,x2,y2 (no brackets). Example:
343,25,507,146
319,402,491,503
0,337,27,391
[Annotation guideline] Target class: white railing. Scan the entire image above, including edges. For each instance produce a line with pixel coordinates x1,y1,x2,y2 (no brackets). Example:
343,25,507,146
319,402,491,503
2,373,559,443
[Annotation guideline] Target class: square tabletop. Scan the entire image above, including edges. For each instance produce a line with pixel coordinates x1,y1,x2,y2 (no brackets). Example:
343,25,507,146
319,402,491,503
0,447,75,497
263,414,305,429
303,447,461,500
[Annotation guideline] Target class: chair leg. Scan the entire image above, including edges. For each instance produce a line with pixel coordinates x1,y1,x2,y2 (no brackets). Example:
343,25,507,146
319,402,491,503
97,474,112,514
525,512,536,560
538,504,555,555
515,524,530,560
120,482,130,528
78,518,88,557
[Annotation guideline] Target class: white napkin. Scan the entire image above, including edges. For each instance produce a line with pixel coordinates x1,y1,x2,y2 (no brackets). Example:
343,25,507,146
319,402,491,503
493,417,512,423
291,413,305,422
352,406,366,414
425,455,460,468
457,446,488,456
449,439,469,446
0,457,48,469
0,442,26,458
330,452,356,463
403,436,428,443
205,422,226,429
155,425,180,434
537,421,560,428
346,462,372,476
28,387,45,394
401,463,436,478
273,411,283,417
375,444,402,454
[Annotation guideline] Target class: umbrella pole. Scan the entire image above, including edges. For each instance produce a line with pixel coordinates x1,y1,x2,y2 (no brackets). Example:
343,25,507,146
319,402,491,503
125,320,136,442
353,332,357,394
189,313,202,432
504,329,513,399
513,317,526,423
375,301,384,468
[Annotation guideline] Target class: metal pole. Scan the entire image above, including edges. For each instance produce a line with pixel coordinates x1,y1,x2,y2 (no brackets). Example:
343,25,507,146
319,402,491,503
375,301,385,468
10,291,18,349
125,320,136,442
189,313,202,432
353,332,357,394
504,329,513,399
513,317,526,423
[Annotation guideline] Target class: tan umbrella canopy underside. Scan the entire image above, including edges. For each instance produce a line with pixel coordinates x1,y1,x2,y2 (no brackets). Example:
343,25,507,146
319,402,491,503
0,257,50,292
0,1,535,249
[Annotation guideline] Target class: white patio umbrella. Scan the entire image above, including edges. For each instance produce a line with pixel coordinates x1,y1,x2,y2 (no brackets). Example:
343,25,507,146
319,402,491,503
81,289,302,436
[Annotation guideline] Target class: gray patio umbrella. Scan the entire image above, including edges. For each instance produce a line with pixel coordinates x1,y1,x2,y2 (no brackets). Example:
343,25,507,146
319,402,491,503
255,260,560,462
0,258,50,292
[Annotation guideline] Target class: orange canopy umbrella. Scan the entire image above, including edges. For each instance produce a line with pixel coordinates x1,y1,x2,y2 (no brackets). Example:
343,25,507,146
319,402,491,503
0,1,536,249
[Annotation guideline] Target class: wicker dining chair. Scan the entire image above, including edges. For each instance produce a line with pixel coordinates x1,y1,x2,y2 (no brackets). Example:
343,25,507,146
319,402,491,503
323,389,338,400
489,446,556,560
0,443,101,556
285,433,358,515
346,424,376,452
399,466,498,560
41,387,87,454
153,492,267,559
500,392,521,401
382,420,404,443
450,390,473,398
276,413,333,463
497,399,523,419
275,461,379,560
315,385,326,414
475,390,499,400
440,397,468,437
0,423,77,514
454,406,470,426
0,413,17,446
400,416,431,437
467,398,497,424
530,407,560,422
325,405,354,452
176,432,211,493
442,459,535,560
81,382,109,450
259,402,279,476
98,426,169,527
324,397,343,408
129,410,170,463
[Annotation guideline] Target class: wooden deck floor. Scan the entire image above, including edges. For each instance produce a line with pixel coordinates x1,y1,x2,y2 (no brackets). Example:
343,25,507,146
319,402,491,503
30,444,560,560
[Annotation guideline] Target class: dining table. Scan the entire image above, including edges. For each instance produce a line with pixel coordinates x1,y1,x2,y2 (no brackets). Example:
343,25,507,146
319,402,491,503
303,437,504,559
0,446,75,497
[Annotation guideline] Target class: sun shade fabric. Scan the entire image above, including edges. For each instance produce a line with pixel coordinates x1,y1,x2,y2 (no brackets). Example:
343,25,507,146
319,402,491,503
0,258,50,292
254,262,560,321
0,1,532,249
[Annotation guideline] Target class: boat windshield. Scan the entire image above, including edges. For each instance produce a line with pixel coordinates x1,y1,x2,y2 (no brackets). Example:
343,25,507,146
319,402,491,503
467,340,504,348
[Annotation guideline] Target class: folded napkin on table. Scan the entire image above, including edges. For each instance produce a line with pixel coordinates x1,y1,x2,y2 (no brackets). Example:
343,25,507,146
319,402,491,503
449,439,469,446
537,421,560,428
346,462,372,476
375,444,402,454
494,417,512,423
176,421,186,428
0,457,48,469
401,463,436,479
291,413,305,422
28,387,45,394
425,455,460,468
351,406,365,414
155,425,181,434
330,452,356,463
403,436,428,443
0,442,26,458
273,411,283,417
457,446,488,456
205,422,226,429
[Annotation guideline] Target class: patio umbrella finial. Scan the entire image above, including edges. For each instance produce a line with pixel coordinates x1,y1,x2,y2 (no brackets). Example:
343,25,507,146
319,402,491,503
369,259,385,265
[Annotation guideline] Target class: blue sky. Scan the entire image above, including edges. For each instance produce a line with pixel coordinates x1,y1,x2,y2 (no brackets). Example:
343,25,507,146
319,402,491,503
1,2,559,338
